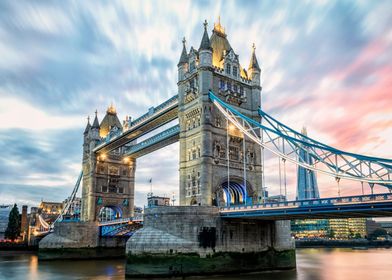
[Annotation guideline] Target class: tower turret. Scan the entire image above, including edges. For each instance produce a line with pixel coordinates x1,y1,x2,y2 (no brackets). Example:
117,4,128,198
90,110,101,141
198,20,212,67
83,116,91,160
248,43,261,86
177,37,188,82
84,116,91,136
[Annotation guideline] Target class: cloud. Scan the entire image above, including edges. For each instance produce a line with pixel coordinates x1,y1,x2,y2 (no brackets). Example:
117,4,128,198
0,0,391,208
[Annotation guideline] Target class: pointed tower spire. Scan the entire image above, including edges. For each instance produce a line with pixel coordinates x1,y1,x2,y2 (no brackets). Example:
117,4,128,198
199,20,212,51
177,37,188,66
248,43,260,71
92,110,100,129
84,115,91,135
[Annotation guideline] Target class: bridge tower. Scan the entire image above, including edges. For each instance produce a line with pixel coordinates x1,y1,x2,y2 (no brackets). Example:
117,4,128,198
178,19,263,206
81,106,136,222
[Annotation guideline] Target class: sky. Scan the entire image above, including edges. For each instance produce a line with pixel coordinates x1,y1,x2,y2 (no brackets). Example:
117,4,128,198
0,0,391,209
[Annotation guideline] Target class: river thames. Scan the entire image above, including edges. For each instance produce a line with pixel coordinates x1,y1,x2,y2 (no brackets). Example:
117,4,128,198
1,248,392,280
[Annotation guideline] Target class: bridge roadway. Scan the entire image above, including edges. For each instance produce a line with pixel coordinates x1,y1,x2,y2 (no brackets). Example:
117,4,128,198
94,94,178,155
220,193,392,220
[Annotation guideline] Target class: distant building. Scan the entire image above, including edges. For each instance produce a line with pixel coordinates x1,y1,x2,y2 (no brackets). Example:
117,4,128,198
133,206,143,220
296,128,319,200
291,219,330,239
20,205,28,241
378,221,392,234
366,219,380,236
0,205,11,240
62,197,81,219
265,194,286,203
39,201,63,215
147,196,170,207
329,218,366,239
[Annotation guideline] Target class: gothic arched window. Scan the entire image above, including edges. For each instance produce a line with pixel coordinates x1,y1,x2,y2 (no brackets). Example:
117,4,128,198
226,63,231,75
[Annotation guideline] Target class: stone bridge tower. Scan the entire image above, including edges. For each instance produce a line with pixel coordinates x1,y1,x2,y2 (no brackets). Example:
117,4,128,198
81,106,135,222
178,19,263,206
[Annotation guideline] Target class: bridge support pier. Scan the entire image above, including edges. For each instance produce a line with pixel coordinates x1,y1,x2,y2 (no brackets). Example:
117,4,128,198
126,206,295,277
38,221,128,260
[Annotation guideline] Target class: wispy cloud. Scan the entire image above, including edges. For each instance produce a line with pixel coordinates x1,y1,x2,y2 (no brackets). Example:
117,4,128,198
0,0,391,207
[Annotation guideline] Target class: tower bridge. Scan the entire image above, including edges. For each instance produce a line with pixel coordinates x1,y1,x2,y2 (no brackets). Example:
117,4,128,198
39,19,392,277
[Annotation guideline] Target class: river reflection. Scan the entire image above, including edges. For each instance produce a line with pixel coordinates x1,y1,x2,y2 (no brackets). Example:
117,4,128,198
0,248,391,280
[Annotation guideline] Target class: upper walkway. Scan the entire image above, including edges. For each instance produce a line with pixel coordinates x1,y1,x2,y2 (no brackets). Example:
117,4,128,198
94,94,178,154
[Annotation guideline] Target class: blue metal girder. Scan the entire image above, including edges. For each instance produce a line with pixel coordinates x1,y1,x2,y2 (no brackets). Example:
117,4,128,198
220,202,392,220
209,90,392,164
209,90,392,187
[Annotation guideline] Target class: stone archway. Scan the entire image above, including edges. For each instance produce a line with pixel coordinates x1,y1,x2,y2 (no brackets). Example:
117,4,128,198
98,205,123,222
214,176,255,207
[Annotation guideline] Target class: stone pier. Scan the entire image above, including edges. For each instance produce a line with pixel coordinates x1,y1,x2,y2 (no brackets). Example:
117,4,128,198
126,206,295,277
38,221,127,260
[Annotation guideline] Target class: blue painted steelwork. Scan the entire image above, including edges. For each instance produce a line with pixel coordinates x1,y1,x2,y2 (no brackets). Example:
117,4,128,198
220,193,392,219
125,124,179,156
100,221,143,236
209,90,392,187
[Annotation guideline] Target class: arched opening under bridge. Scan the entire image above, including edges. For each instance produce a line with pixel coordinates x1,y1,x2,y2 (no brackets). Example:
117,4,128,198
98,206,122,222
214,178,254,207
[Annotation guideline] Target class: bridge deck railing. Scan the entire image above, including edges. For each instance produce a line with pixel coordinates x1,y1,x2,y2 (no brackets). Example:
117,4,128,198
128,94,178,128
220,193,392,212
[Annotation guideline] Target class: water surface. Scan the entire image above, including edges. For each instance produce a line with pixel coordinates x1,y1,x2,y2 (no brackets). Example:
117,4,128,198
0,248,391,280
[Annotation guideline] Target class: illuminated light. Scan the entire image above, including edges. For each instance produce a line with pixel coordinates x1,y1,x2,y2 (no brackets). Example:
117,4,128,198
123,157,130,164
213,16,225,35
100,154,107,161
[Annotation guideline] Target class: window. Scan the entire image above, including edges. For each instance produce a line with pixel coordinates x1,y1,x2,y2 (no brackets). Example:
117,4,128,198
233,66,238,77
109,185,117,193
192,149,197,160
226,63,231,75
122,169,127,176
102,186,108,192
233,84,238,92
190,78,195,88
219,79,225,89
118,187,124,194
190,61,195,71
240,86,244,95
227,82,232,91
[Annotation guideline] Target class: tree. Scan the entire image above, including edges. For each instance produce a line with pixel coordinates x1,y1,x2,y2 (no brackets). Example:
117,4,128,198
4,204,21,241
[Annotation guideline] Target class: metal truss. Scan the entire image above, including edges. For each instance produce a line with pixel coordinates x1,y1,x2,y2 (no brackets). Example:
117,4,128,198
209,90,392,189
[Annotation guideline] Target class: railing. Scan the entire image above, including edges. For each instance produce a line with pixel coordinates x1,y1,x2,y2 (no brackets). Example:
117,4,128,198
220,193,392,212
128,94,178,128
98,217,131,226
125,124,180,155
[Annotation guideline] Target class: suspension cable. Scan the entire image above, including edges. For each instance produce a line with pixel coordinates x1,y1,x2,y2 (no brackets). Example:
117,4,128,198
278,138,282,200
282,139,287,200
336,176,341,197
242,121,247,204
261,119,265,203
226,118,230,206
